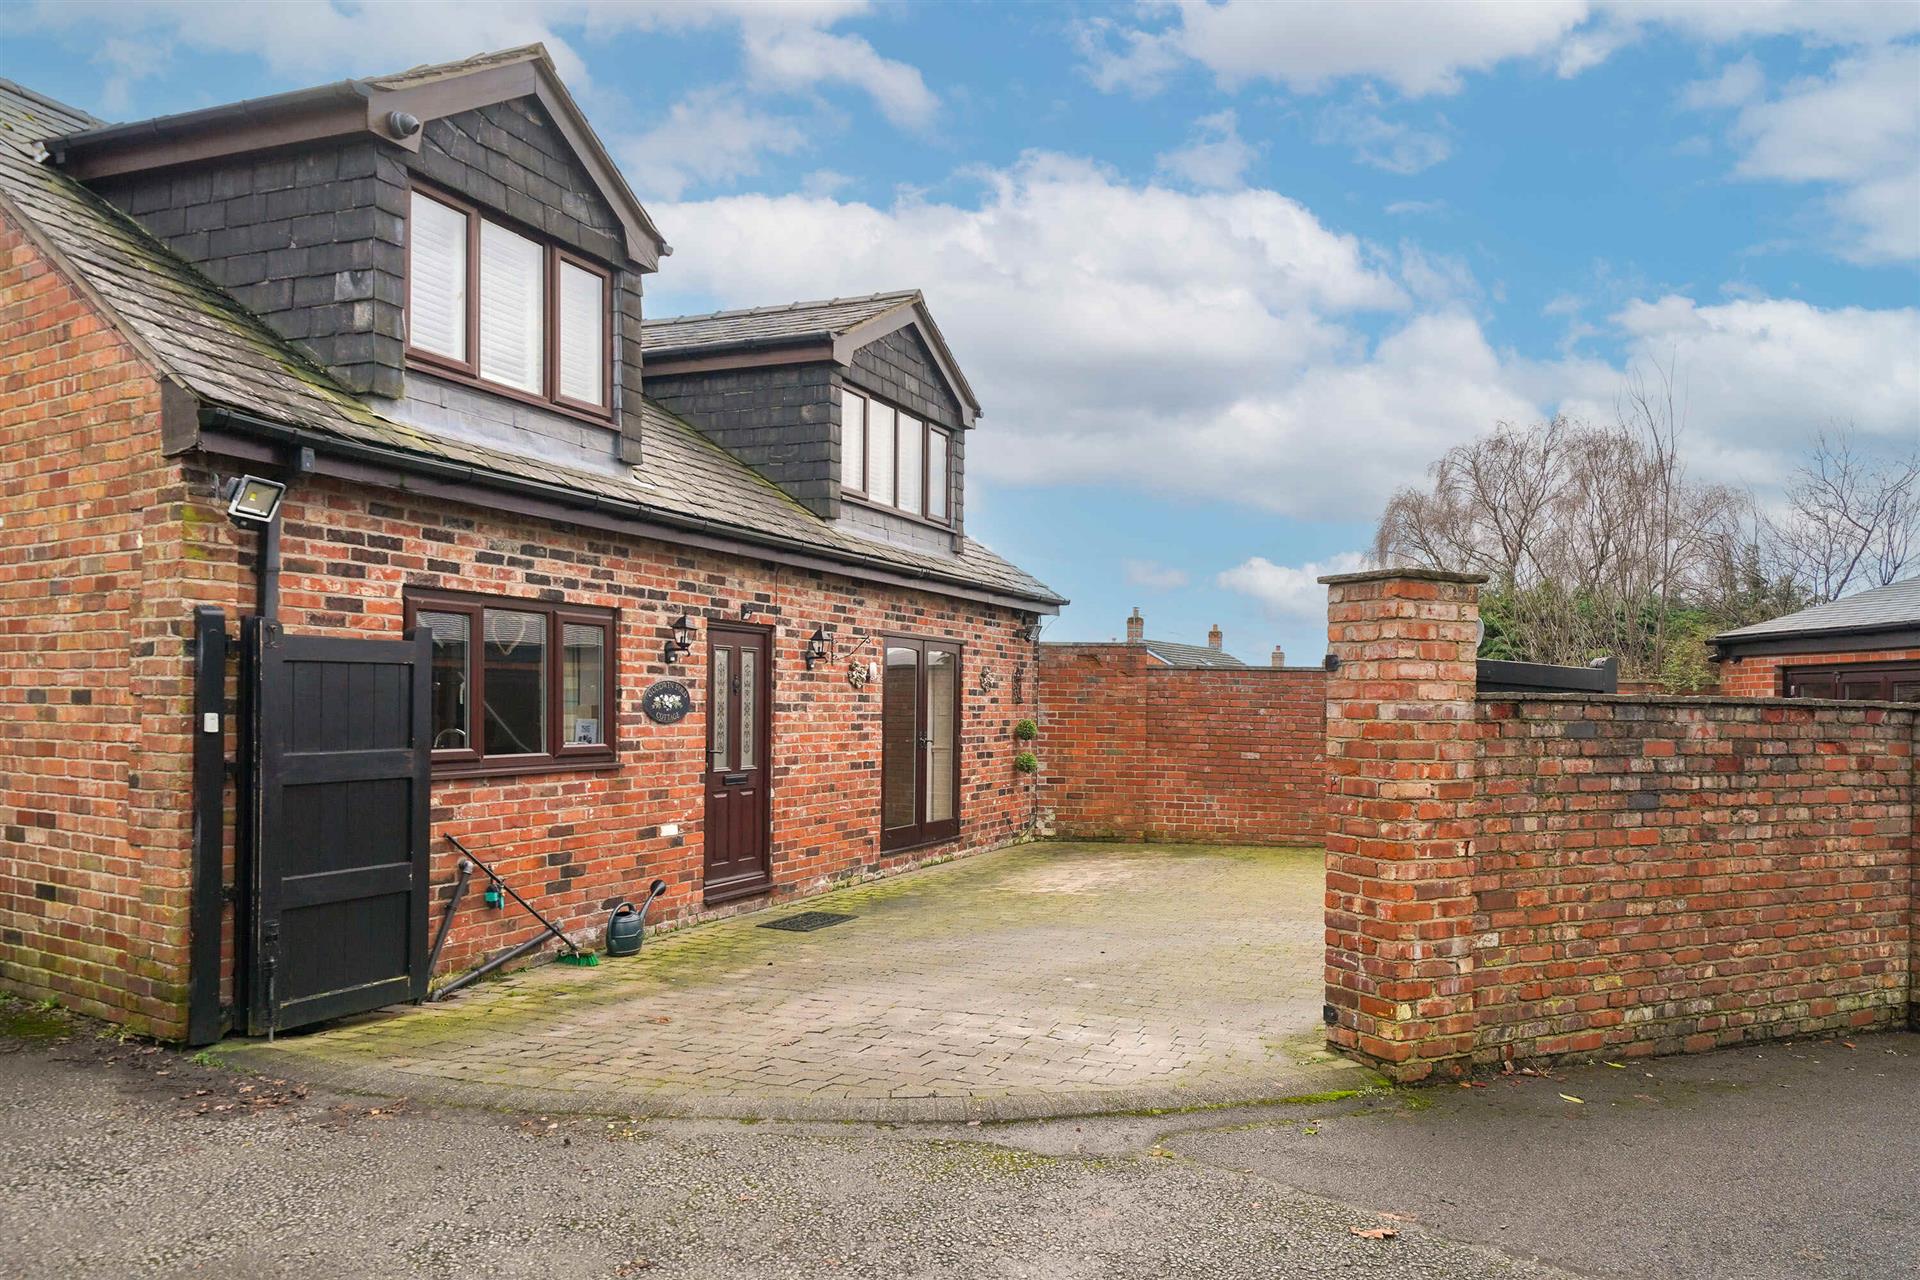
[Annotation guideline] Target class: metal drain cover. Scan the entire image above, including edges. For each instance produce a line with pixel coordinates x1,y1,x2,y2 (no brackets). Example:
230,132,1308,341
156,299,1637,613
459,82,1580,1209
759,911,856,933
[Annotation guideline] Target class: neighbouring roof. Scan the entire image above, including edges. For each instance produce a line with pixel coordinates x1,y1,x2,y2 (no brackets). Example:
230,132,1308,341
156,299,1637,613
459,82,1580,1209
39,44,668,270
643,291,919,353
643,290,981,422
0,78,1061,610
1714,577,1920,647
1139,640,1247,669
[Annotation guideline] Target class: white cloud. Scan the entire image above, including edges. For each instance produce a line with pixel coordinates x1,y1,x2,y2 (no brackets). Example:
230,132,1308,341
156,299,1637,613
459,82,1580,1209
1082,0,1589,98
1385,199,1448,217
1680,56,1765,110
652,152,1917,520
1542,294,1920,484
22,1,929,133
1124,560,1191,591
618,90,808,200
1155,110,1257,190
740,24,936,129
1315,98,1452,174
1079,1,1920,99
1720,44,1920,263
1219,552,1370,619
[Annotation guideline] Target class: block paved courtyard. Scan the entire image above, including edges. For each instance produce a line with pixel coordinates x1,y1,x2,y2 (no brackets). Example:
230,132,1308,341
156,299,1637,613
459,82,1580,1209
221,842,1371,1120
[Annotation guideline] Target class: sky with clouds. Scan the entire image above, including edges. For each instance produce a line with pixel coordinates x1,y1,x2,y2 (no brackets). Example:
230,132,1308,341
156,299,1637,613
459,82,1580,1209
10,0,1918,663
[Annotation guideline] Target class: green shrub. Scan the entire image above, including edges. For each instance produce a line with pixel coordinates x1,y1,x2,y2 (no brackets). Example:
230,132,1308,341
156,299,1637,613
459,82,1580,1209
1012,717,1039,741
1013,750,1040,774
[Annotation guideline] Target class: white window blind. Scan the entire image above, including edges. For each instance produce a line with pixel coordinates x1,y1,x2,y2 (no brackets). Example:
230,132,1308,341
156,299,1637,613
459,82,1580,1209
928,431,949,520
478,220,544,394
408,192,467,360
867,401,896,506
841,391,866,490
556,261,605,406
897,413,923,514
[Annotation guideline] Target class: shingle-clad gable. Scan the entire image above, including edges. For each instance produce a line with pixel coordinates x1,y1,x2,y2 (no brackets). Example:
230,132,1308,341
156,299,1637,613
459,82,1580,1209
0,76,1062,610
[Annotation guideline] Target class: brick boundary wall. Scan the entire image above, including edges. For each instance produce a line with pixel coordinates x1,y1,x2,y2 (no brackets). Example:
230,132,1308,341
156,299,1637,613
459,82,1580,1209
1038,644,1326,845
1322,568,1919,1081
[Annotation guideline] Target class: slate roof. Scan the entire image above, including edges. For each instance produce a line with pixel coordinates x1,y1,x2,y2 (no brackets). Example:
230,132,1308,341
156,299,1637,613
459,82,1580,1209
1714,577,1920,646
1138,640,1247,669
0,79,1061,609
642,291,920,355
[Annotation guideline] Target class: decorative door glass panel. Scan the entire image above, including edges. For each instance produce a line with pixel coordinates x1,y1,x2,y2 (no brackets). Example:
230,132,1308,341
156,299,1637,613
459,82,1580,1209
738,649,757,769
711,647,732,771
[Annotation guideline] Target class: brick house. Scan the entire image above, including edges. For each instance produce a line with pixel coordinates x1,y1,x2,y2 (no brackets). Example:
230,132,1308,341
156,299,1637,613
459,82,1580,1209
1712,577,1920,699
0,47,1061,1042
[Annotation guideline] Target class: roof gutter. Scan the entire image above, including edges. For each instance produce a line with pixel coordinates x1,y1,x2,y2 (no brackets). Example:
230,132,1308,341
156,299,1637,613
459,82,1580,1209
47,81,381,179
197,406,1063,613
1710,622,1920,662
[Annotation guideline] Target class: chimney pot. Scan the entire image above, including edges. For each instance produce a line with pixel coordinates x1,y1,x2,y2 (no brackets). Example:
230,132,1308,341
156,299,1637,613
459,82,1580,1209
1271,645,1286,667
1126,607,1144,643
1208,623,1223,651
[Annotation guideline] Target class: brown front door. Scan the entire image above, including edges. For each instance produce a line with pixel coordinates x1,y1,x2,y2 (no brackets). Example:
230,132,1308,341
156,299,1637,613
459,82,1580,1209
704,625,772,901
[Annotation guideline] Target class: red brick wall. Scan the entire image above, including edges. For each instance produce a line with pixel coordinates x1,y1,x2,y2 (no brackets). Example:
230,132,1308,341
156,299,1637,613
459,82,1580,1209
1038,644,1326,844
1323,569,1919,1080
0,208,211,1036
1476,695,1914,1061
1717,647,1920,696
1,201,1044,1036
174,469,1041,981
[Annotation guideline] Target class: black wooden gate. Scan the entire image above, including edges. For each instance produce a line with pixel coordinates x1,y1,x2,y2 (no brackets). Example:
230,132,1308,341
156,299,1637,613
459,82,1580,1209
245,624,432,1035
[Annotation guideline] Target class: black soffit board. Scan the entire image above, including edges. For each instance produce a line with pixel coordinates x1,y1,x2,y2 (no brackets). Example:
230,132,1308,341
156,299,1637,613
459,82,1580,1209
758,911,857,933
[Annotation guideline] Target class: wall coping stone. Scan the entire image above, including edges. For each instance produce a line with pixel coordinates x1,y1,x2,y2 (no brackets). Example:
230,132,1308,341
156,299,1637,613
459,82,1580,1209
1479,690,1920,714
1318,567,1490,586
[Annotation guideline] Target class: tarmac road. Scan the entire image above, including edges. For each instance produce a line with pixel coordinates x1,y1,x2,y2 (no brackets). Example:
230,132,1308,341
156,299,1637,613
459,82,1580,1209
4,999,1915,1279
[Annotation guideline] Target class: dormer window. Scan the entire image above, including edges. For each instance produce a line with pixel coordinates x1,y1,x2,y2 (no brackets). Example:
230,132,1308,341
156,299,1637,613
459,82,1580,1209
406,188,611,419
840,387,952,525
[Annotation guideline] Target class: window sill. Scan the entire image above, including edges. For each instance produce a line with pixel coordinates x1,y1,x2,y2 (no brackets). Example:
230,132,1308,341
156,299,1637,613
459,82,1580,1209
879,826,963,857
431,755,620,782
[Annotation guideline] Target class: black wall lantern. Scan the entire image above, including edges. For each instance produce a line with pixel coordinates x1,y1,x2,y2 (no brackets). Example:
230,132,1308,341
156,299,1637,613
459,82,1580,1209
662,613,695,664
804,628,830,670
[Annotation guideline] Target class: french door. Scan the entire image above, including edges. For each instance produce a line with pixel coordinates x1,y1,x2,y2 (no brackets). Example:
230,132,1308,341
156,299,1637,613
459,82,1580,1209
880,637,961,851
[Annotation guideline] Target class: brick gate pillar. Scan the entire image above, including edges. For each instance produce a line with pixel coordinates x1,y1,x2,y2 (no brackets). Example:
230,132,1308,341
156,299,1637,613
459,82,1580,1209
1319,567,1487,1081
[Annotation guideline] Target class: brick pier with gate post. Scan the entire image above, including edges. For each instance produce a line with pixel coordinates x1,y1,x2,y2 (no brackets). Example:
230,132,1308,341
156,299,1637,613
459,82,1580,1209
1320,567,1918,1082
1320,568,1486,1081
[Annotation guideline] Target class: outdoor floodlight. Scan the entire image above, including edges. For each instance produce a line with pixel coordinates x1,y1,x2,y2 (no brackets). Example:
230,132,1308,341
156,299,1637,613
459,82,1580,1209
225,474,286,526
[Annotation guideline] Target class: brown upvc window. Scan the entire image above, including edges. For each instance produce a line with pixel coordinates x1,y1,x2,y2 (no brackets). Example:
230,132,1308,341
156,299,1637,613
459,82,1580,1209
879,636,962,851
405,186,613,422
839,386,953,526
405,589,617,776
